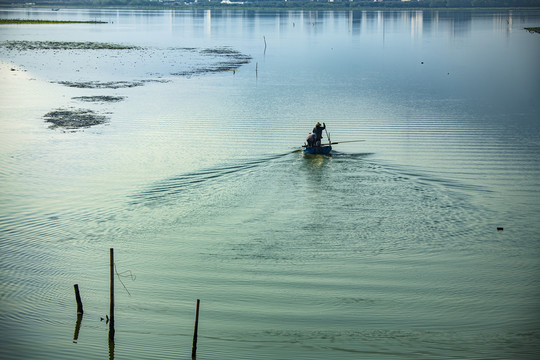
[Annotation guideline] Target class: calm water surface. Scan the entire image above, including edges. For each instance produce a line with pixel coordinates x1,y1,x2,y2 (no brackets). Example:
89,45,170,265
1,8,539,360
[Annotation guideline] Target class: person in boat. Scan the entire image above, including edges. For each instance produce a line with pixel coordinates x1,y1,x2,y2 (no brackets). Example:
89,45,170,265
312,122,326,146
306,132,317,147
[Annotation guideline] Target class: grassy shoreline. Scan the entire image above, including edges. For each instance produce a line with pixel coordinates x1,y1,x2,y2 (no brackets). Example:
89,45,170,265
0,40,140,50
0,19,107,24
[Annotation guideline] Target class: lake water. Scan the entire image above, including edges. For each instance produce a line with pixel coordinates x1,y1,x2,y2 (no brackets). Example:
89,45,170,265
1,7,539,360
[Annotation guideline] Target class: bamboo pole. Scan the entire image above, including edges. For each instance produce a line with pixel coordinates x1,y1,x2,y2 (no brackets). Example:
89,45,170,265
73,314,83,343
191,299,200,360
109,248,115,342
108,337,115,360
74,284,83,314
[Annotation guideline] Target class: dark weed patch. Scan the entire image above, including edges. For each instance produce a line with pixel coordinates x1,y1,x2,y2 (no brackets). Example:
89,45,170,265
58,79,170,89
1,41,141,51
57,81,145,89
72,96,126,103
172,47,252,77
44,108,109,130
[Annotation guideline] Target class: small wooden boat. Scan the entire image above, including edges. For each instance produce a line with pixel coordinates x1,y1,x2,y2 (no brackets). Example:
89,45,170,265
302,144,332,155
301,127,364,156
303,127,333,156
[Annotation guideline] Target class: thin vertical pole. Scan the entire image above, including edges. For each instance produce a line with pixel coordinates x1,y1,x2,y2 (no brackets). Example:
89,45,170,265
108,337,115,360
109,248,115,342
73,314,83,343
74,284,83,314
191,299,200,360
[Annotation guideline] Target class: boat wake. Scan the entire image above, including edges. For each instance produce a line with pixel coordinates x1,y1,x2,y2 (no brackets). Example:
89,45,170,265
130,153,290,206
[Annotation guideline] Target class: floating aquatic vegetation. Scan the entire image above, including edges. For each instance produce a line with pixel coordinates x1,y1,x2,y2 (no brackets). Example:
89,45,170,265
0,41,141,51
72,96,126,103
57,80,145,89
142,79,171,84
172,47,252,77
58,79,170,89
200,47,248,56
44,108,109,130
0,19,107,25
525,27,540,34
167,46,198,52
1,41,251,78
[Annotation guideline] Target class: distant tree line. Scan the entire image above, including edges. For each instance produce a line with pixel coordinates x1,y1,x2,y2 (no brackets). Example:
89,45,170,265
224,0,540,9
3,0,540,8
426,0,540,7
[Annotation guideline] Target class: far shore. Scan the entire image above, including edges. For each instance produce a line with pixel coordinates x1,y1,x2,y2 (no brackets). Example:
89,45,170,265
1,4,540,12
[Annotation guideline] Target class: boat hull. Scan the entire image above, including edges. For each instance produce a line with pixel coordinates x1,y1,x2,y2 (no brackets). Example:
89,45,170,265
302,145,332,155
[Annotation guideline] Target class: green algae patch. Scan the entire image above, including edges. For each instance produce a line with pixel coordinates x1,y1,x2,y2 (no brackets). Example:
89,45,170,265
1,40,141,51
44,108,109,130
525,27,540,34
0,19,107,25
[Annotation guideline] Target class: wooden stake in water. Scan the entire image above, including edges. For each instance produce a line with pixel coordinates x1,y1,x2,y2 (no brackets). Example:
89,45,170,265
74,284,83,315
109,248,115,342
73,313,83,343
191,299,200,360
